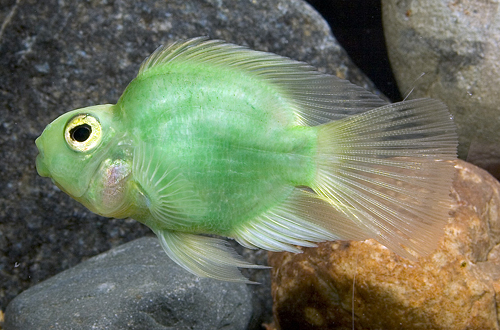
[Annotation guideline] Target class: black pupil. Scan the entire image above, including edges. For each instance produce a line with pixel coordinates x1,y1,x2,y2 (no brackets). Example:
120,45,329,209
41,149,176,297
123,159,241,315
70,124,92,142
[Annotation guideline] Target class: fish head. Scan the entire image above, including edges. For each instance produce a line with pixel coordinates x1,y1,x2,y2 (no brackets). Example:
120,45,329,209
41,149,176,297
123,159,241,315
35,104,117,201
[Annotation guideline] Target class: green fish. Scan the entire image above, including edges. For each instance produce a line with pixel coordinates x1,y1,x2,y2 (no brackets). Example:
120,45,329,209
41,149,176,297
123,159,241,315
35,38,457,282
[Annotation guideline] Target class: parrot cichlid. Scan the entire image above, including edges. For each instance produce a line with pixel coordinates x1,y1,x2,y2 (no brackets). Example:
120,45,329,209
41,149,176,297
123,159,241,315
35,38,457,283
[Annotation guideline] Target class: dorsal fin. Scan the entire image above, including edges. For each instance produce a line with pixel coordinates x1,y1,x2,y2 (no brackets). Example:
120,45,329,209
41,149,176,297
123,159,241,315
138,37,388,125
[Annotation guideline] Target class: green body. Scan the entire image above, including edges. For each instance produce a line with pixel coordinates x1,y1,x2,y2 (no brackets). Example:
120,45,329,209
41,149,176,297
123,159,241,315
118,63,316,234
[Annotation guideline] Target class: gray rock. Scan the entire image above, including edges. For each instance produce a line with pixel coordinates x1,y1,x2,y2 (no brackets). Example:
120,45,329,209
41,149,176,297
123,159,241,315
4,237,253,330
382,0,500,177
0,0,382,323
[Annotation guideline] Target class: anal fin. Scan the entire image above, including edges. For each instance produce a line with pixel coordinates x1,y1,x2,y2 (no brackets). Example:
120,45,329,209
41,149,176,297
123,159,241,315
231,188,372,253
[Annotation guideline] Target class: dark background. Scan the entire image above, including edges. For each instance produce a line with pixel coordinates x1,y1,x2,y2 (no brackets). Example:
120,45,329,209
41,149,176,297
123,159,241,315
306,0,402,101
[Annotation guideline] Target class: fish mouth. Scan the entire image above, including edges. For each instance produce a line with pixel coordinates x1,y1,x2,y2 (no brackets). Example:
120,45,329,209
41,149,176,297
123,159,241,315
35,153,50,177
35,137,50,177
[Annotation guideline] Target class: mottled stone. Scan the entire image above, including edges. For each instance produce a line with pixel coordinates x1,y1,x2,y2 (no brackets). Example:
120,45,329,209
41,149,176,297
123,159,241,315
269,159,500,329
4,237,253,330
382,0,500,177
0,0,382,319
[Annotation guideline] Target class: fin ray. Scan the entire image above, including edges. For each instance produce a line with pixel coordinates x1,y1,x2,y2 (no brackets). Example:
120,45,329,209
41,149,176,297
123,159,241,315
133,142,206,229
154,229,267,283
231,188,372,253
313,98,457,258
138,37,388,126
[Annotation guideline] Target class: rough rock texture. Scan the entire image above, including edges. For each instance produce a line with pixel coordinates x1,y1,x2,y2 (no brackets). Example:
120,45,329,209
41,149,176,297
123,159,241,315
269,159,500,330
381,0,500,177
0,0,382,318
4,237,253,330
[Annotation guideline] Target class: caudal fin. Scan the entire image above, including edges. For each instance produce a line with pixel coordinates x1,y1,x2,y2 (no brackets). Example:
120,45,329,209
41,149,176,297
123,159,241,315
313,98,457,259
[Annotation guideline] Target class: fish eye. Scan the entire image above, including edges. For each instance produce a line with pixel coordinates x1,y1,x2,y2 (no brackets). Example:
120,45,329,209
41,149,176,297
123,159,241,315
70,124,92,142
64,114,102,152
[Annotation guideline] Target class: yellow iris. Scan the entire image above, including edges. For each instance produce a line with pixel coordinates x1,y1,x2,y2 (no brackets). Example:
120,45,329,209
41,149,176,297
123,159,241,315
64,114,102,152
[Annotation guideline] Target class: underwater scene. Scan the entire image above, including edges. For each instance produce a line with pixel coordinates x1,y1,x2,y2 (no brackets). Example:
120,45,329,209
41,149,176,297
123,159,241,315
1,1,500,329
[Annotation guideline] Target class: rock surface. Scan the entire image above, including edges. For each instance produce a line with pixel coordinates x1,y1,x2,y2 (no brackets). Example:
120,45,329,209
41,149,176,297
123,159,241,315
0,0,382,318
269,159,500,329
382,0,500,177
4,237,253,330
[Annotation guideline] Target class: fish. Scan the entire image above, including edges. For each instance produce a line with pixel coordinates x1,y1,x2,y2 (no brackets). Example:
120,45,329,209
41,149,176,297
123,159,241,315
35,37,457,283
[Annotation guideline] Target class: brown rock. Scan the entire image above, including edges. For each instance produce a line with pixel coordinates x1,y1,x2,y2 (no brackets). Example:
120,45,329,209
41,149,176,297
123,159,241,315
269,159,500,330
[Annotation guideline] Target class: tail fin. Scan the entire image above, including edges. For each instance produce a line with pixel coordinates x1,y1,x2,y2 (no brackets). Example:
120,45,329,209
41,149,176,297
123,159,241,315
313,98,457,259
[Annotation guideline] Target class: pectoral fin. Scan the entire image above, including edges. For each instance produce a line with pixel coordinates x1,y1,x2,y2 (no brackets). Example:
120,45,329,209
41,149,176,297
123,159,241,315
133,142,206,230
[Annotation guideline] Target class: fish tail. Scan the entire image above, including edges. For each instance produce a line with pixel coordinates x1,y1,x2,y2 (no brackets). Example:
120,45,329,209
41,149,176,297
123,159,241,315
312,98,457,258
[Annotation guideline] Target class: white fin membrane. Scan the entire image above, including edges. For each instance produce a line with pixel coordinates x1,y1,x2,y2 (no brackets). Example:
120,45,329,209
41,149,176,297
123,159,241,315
232,188,370,254
138,37,388,125
314,98,457,259
154,229,268,284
